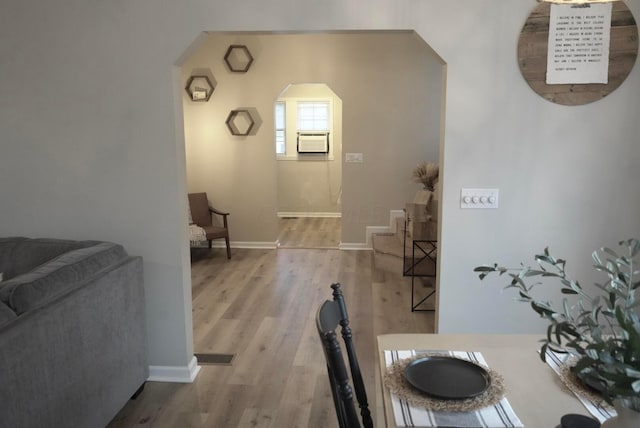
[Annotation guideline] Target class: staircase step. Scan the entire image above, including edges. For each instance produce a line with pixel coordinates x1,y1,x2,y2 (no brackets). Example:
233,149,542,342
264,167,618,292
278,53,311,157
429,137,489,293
372,233,417,275
395,216,407,245
372,233,403,274
372,233,404,258
373,233,438,275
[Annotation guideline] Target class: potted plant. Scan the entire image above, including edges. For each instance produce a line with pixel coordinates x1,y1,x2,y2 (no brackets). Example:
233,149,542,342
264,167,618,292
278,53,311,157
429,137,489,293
474,239,640,426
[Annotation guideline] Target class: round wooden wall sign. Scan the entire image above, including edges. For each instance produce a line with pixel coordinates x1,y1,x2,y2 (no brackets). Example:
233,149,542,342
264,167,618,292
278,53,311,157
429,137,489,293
518,2,638,105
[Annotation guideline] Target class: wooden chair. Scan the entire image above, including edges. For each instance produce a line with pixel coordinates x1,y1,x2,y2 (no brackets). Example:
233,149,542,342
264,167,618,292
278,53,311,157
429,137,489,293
316,282,373,428
188,192,231,259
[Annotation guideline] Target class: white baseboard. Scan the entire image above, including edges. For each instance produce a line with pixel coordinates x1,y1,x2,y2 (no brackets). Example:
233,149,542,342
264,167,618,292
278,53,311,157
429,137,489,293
205,240,368,251
365,209,405,249
194,241,278,250
230,241,278,249
339,242,370,250
147,356,201,383
194,209,402,251
277,212,341,218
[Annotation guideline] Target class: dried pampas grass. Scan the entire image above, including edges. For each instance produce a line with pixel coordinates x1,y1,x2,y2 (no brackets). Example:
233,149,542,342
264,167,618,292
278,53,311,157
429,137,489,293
412,162,439,191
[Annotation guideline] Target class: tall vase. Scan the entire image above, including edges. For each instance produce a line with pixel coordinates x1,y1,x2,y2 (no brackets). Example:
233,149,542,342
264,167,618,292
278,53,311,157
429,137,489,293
601,398,640,428
408,189,438,241
412,189,433,205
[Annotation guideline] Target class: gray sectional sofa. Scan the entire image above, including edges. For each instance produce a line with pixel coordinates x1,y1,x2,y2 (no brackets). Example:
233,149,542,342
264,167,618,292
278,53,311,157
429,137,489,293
0,237,148,428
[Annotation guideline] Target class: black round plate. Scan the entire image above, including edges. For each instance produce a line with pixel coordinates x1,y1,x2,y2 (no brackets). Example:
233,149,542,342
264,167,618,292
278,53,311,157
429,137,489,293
560,413,600,428
403,356,491,399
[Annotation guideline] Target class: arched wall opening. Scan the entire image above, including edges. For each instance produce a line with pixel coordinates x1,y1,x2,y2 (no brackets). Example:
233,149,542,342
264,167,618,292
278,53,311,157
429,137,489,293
176,29,447,361
179,30,445,249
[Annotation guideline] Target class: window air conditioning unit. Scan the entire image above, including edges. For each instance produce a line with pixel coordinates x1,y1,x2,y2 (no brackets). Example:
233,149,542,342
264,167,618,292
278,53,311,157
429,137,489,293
297,132,329,154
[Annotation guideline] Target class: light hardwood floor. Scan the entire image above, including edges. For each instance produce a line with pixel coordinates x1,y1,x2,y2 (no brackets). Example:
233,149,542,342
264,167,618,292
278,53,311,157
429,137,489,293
277,217,341,249
109,221,434,427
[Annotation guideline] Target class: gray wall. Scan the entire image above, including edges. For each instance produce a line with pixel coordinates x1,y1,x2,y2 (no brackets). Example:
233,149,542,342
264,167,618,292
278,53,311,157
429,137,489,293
182,32,442,244
1,0,639,373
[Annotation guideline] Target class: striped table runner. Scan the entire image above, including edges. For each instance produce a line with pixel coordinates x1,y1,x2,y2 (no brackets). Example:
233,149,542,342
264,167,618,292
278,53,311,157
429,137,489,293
385,350,524,428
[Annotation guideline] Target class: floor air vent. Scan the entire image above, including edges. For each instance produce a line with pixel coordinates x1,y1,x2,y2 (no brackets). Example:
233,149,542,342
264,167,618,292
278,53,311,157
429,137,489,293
194,353,235,365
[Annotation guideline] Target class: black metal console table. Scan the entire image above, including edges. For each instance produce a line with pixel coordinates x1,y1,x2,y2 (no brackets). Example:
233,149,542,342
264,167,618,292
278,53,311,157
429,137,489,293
402,230,437,312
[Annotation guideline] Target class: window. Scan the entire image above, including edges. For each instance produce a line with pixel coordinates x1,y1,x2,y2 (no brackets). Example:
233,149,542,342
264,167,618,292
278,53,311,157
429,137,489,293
275,102,286,155
275,99,333,158
297,101,329,131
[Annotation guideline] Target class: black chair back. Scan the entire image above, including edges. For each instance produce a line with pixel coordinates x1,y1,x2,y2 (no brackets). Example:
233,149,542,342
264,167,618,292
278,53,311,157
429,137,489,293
316,282,373,428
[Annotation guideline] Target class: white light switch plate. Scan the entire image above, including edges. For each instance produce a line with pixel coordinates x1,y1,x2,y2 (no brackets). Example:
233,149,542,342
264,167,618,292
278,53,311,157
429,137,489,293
345,153,363,163
461,188,499,209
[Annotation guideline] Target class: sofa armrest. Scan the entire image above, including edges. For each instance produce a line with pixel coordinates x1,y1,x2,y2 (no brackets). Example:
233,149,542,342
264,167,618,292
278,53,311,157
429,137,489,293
0,256,147,428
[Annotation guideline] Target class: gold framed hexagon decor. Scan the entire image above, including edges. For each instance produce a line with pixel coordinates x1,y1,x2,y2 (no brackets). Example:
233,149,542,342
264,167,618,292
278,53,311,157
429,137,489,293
185,75,214,102
226,109,255,136
224,45,254,73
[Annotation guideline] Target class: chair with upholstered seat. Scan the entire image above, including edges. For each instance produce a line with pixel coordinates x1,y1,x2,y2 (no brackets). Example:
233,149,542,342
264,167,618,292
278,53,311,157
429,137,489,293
188,192,231,259
316,282,373,428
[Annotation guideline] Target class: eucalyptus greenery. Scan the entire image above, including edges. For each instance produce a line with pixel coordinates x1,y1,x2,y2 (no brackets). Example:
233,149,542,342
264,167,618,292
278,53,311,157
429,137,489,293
474,238,640,405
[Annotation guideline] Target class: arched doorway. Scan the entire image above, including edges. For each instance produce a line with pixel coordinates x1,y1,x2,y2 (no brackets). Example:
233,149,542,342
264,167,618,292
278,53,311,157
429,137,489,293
275,83,343,249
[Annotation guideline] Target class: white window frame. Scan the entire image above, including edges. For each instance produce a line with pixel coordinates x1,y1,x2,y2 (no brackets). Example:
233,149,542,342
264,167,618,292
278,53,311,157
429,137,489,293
274,101,286,155
296,101,330,132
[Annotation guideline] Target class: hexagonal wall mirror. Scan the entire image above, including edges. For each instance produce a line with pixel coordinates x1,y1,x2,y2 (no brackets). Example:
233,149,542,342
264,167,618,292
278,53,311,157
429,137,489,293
185,75,214,102
224,45,254,73
226,109,255,136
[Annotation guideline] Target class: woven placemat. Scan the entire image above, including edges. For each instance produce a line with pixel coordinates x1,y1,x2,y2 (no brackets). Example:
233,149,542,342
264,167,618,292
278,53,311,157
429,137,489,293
383,353,506,412
556,356,614,413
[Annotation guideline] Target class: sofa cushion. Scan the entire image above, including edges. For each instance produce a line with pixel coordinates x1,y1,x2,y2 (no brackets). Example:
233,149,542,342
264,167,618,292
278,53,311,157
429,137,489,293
0,237,100,281
0,242,128,315
0,300,16,328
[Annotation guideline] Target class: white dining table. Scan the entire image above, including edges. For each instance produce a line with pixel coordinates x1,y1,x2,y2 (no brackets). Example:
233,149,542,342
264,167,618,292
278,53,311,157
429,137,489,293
377,334,595,428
